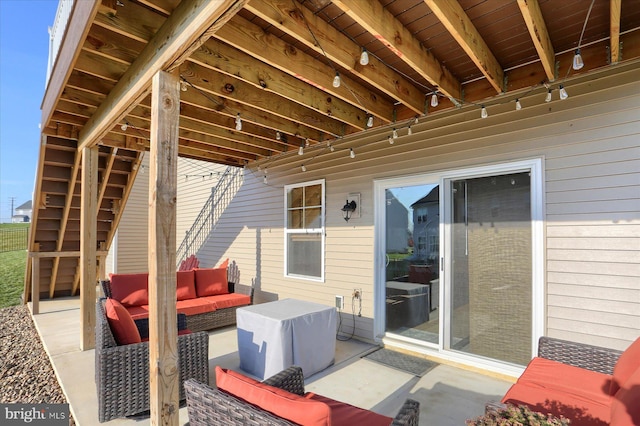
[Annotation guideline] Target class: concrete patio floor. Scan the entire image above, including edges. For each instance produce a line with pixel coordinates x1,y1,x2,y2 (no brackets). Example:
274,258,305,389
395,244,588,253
30,297,514,425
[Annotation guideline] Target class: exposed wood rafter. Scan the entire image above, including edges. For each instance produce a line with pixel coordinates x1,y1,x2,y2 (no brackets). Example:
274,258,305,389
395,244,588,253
517,0,556,82
610,0,621,64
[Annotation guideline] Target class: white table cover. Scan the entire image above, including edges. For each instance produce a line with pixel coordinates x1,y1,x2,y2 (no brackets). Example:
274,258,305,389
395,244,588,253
236,299,337,379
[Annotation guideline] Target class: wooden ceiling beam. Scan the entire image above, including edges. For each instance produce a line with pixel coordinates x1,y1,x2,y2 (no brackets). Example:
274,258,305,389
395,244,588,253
179,61,348,138
77,0,248,152
424,0,504,93
190,39,367,130
610,0,621,64
245,0,426,115
331,0,461,101
517,0,556,82
214,16,395,122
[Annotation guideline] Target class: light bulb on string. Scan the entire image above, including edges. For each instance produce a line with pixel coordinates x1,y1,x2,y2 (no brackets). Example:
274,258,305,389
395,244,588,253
305,138,310,147
559,85,569,100
276,131,281,141
180,80,188,91
360,48,369,66
388,135,394,145
235,113,242,131
298,144,304,155
572,49,584,70
329,144,335,152
332,72,341,88
407,126,412,136
481,105,488,119
392,128,398,139
350,148,355,159
301,164,307,172
367,115,374,128
263,175,268,184
414,117,419,125
430,93,439,107
515,99,522,111
545,89,553,103
121,123,128,131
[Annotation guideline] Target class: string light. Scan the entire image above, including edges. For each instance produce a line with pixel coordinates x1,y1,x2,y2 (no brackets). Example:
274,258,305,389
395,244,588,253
349,148,355,158
332,72,341,88
263,175,268,184
515,99,522,111
276,131,281,140
407,126,412,136
388,135,394,145
235,113,242,131
301,164,307,172
180,80,188,91
367,115,374,128
559,85,569,100
298,143,304,155
392,128,398,139
430,93,439,108
329,144,335,152
359,48,369,66
305,138,310,147
121,122,128,131
480,105,488,119
545,89,553,103
572,49,584,70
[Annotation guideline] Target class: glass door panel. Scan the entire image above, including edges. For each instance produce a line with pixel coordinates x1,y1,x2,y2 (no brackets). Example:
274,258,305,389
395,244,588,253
385,184,439,344
448,172,532,365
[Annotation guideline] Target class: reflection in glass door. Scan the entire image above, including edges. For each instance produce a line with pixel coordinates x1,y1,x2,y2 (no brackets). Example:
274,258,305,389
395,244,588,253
447,172,532,365
384,184,440,344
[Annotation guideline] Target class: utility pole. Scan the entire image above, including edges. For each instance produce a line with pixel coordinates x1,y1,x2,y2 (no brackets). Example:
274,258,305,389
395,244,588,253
9,197,16,222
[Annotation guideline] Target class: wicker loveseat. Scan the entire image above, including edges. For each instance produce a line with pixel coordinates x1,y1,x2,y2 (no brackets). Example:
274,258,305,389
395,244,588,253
101,260,252,332
184,365,420,426
95,298,209,422
492,336,640,426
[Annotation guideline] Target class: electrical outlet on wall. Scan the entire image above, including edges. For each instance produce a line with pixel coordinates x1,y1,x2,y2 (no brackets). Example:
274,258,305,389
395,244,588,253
335,295,344,309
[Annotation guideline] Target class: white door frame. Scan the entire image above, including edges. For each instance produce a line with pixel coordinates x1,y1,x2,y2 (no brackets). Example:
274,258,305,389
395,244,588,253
373,158,545,376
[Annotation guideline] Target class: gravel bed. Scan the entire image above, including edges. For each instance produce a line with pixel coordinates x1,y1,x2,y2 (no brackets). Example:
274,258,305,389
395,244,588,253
0,305,75,424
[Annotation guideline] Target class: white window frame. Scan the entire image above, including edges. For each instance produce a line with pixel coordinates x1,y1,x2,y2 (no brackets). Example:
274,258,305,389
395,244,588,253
284,179,325,282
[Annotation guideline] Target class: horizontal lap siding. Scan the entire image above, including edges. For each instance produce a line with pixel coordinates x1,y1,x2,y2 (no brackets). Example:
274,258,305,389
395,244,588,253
544,84,640,350
164,66,640,347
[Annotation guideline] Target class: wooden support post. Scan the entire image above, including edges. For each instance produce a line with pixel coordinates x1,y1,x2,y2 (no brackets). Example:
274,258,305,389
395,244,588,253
148,70,180,426
98,242,107,298
31,244,40,315
80,146,98,351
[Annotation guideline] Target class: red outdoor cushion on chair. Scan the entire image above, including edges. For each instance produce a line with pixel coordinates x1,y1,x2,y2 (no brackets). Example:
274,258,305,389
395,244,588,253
104,298,142,345
108,273,149,306
194,267,228,296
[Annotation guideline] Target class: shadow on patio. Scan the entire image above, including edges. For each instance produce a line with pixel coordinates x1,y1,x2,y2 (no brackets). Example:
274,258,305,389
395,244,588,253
31,297,513,426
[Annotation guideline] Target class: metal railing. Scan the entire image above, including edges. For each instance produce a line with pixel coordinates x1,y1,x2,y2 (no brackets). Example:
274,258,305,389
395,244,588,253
176,166,243,267
0,227,29,253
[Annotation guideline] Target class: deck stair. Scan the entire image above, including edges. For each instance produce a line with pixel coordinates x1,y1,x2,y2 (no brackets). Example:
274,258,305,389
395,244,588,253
24,135,142,302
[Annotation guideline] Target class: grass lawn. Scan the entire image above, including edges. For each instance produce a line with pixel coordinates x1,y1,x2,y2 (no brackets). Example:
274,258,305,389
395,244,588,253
0,223,29,308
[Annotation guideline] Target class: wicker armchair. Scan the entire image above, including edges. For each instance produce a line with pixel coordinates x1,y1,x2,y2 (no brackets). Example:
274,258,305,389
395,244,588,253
184,366,420,426
95,298,209,422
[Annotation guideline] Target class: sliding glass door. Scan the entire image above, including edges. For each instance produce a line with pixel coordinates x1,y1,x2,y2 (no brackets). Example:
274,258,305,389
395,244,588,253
376,159,543,368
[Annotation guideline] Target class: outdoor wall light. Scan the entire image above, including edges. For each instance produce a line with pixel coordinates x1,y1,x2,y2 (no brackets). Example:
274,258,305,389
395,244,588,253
341,200,357,222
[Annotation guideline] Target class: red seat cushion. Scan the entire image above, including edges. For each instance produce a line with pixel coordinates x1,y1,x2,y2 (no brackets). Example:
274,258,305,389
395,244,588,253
215,367,331,426
610,367,640,426
108,273,149,307
194,267,228,297
308,393,393,426
105,298,142,345
516,357,613,405
199,293,251,309
176,270,197,301
176,298,217,316
612,337,640,395
502,382,611,426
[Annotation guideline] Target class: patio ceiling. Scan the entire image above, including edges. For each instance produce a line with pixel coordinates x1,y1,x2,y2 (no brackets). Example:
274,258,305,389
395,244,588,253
42,0,640,168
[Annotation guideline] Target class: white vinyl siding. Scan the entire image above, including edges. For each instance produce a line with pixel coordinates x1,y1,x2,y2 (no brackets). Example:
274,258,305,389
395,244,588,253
118,65,638,350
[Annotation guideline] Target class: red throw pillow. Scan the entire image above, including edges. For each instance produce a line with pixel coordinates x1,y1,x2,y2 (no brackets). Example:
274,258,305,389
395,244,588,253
215,367,330,426
612,337,640,394
108,273,149,306
176,270,196,301
194,267,228,297
105,298,142,345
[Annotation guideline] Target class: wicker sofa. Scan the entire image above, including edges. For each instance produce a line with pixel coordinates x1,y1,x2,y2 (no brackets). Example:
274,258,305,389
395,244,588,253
184,365,420,426
95,298,209,422
492,336,640,426
101,260,252,332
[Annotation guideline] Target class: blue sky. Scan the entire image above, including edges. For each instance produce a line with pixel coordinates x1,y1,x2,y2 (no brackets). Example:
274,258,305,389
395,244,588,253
0,0,58,222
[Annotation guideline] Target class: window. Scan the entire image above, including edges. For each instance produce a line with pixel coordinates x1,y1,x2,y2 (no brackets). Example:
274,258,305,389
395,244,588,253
284,180,325,280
